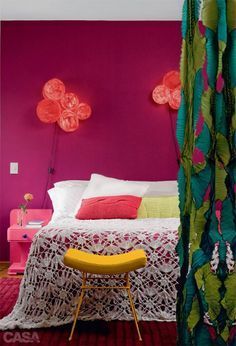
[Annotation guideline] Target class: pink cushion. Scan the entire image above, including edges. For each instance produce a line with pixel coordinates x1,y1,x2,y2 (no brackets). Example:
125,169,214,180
76,195,142,220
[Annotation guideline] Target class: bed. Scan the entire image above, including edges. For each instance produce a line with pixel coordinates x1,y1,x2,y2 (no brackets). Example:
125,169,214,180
0,178,180,330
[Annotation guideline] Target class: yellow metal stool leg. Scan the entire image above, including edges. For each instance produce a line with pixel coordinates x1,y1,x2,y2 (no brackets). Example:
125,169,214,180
69,273,86,341
125,273,142,341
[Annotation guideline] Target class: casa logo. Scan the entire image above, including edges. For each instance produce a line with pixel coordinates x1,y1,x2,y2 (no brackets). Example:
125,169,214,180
3,331,40,343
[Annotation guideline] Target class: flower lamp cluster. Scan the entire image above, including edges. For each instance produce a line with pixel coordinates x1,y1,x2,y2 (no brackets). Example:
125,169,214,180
36,79,92,132
152,70,181,110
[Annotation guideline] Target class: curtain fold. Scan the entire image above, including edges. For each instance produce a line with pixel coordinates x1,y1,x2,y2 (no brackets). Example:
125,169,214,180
176,1,236,345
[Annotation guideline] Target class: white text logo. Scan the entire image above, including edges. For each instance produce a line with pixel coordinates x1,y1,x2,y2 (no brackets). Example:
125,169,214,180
3,331,40,343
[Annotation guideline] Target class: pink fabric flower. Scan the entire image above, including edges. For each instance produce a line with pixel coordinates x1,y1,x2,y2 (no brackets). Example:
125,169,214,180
207,326,217,341
215,200,222,211
229,326,236,342
192,148,205,165
216,73,224,93
203,185,211,202
195,114,204,137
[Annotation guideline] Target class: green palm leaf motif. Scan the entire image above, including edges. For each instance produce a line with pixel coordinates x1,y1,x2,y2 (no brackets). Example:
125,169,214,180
202,0,218,32
176,1,236,345
195,123,211,155
229,31,236,87
216,133,230,166
201,89,213,130
205,28,218,87
193,69,204,129
215,164,227,200
191,165,212,208
193,27,206,72
227,1,236,32
176,92,187,151
222,274,236,321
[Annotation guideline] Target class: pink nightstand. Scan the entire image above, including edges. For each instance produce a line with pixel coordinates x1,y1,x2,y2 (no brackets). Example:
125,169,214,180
7,209,52,275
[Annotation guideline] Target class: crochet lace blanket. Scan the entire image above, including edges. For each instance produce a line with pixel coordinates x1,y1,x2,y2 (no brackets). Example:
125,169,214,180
0,218,180,330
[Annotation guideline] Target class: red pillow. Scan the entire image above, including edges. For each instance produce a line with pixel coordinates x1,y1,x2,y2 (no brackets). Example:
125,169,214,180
76,195,142,220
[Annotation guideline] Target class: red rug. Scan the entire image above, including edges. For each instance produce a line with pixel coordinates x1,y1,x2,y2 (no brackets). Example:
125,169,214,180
0,278,177,346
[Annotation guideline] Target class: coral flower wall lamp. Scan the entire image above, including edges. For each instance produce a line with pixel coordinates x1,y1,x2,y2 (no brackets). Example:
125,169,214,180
152,70,181,110
152,70,181,166
36,78,92,132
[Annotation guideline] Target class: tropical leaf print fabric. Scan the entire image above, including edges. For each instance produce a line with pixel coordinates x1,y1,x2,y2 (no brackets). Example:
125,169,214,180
177,1,236,345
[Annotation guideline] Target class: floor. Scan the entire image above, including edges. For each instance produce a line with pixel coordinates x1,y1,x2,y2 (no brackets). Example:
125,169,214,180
0,263,177,345
0,262,23,278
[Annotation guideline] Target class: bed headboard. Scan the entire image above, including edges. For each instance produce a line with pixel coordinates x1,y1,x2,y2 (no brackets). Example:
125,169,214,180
54,180,178,196
140,180,178,196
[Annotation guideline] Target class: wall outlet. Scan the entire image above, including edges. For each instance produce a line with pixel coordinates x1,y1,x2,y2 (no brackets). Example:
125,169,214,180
10,162,18,174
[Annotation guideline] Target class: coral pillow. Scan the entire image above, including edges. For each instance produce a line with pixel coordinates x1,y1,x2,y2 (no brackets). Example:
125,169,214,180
76,195,142,220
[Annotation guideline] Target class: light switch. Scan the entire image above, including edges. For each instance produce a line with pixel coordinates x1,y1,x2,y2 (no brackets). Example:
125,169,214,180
10,162,18,174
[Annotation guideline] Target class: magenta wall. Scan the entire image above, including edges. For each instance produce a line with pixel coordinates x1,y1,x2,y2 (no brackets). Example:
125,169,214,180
1,21,181,260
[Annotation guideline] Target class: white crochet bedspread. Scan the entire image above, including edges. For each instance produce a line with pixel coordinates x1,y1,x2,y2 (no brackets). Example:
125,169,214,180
0,217,180,330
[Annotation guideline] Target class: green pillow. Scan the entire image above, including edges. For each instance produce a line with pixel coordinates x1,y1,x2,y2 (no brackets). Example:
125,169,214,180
137,196,180,218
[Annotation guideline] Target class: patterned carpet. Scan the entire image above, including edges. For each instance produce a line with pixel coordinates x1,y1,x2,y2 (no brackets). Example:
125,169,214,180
0,278,177,345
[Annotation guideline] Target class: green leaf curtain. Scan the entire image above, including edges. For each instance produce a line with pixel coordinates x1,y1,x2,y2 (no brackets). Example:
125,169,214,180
176,0,236,345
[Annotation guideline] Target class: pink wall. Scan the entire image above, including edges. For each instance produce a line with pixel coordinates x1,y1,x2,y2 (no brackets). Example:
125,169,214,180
1,21,181,260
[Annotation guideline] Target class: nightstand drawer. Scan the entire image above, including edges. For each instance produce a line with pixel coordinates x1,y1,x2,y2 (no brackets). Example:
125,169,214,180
7,227,40,241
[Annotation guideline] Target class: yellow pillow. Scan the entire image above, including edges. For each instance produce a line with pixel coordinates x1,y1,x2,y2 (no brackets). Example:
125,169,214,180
137,196,179,218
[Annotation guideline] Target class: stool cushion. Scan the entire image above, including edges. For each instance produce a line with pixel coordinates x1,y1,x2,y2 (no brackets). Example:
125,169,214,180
63,249,147,274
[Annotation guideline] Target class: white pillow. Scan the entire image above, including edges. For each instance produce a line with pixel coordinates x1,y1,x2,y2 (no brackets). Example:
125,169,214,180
74,173,149,214
48,185,86,220
48,188,59,220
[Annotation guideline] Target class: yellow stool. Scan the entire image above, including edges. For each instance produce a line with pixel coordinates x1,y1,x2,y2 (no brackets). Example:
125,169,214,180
63,248,147,341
